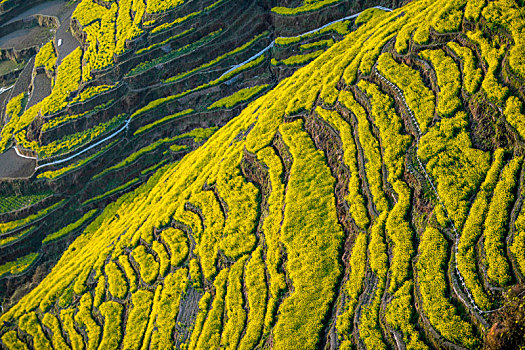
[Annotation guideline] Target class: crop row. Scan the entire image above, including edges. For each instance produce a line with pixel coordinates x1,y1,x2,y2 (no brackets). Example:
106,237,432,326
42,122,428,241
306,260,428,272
482,156,521,286
146,0,184,14
272,0,344,16
208,84,270,110
458,148,505,310
0,192,50,214
164,31,270,84
271,49,324,67
338,90,388,213
129,53,266,122
0,226,36,247
316,107,369,229
273,120,344,349
42,209,98,244
467,30,508,104
256,147,286,331
446,42,482,95
151,0,228,35
94,136,184,179
274,20,350,47
82,177,140,206
419,48,461,116
21,113,126,159
417,225,479,348
376,53,434,133
134,109,193,135
358,212,388,349
0,251,39,278
37,140,117,179
0,92,26,153
126,29,223,77
0,199,65,235
34,40,56,73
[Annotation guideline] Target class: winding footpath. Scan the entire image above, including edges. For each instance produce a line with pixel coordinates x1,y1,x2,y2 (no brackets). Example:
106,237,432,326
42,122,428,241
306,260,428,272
375,70,497,321
220,5,392,79
35,119,130,170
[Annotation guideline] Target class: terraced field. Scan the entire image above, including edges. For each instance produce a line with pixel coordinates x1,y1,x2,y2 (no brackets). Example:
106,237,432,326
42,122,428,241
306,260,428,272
1,0,525,349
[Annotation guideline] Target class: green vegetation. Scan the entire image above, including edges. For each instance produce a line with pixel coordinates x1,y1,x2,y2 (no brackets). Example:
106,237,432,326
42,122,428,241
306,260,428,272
0,192,50,214
376,52,435,132
359,212,388,349
221,256,248,349
146,0,184,14
467,30,508,104
18,312,52,350
98,301,123,350
132,245,159,284
60,309,83,350
41,314,70,350
5,48,82,150
272,0,344,15
272,50,324,67
208,85,269,109
105,261,129,299
0,252,39,278
82,177,140,205
0,92,27,153
447,42,482,95
316,107,368,229
136,28,194,54
195,268,228,349
300,39,334,50
0,200,65,235
152,240,170,276
164,31,269,84
356,7,386,25
127,29,223,77
385,281,428,349
151,0,227,34
339,90,388,212
161,227,188,266
25,113,126,159
417,225,479,348
42,209,98,243
0,226,36,247
4,2,525,349
150,269,188,348
71,85,114,104
458,148,505,310
41,112,88,133
419,48,461,116
483,157,521,286
238,247,266,349
94,137,180,178
37,141,117,179
273,120,344,349
504,96,525,141
418,111,490,228
122,290,153,349
336,232,367,347
275,20,350,47
118,254,138,293
1,331,28,350
34,40,57,73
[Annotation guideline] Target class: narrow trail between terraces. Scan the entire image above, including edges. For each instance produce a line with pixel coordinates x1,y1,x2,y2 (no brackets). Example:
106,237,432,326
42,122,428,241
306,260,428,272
375,69,501,324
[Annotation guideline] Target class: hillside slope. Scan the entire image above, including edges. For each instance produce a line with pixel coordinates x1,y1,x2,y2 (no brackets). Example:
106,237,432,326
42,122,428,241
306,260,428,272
2,0,525,349
0,0,399,311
